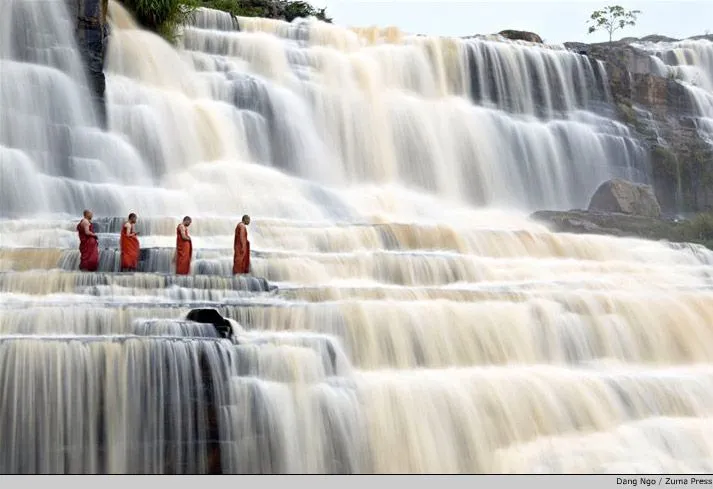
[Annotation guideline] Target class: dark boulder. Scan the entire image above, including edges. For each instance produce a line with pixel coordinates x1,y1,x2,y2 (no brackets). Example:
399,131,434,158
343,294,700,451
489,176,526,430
186,308,234,340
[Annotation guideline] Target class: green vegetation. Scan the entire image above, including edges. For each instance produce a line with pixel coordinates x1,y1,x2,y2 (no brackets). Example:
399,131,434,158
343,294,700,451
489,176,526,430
640,212,713,250
616,101,636,126
120,0,331,41
199,0,331,22
679,212,713,249
650,138,713,213
676,141,713,211
587,5,641,43
615,99,654,136
651,145,678,178
120,0,198,40
282,1,331,22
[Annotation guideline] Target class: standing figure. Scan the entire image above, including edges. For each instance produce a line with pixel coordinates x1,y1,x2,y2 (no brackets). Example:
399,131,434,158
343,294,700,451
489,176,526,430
77,209,99,271
175,216,193,275
233,215,251,275
120,212,140,272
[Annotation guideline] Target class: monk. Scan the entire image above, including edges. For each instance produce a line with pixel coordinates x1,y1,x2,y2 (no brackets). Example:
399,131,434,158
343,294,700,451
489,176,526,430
175,216,193,275
233,214,251,275
120,212,140,272
77,209,99,272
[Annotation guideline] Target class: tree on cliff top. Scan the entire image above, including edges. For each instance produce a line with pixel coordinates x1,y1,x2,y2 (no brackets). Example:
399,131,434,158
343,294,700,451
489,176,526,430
280,1,332,22
587,5,642,43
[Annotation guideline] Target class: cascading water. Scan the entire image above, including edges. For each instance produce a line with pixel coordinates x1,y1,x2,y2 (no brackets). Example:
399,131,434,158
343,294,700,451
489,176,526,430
635,38,713,141
3,0,713,474
176,12,650,209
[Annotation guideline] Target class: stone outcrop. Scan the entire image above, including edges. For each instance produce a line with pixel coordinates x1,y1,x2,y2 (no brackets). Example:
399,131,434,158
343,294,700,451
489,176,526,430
531,209,674,240
530,208,713,253
498,30,543,44
64,0,109,126
530,177,713,248
588,178,662,218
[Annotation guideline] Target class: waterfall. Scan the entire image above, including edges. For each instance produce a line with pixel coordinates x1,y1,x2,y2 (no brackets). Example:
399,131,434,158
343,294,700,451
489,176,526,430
635,39,713,141
3,0,713,474
2,1,650,218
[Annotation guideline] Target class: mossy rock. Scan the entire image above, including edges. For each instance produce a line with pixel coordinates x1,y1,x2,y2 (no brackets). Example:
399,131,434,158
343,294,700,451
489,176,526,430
651,145,678,177
616,102,637,125
634,121,657,138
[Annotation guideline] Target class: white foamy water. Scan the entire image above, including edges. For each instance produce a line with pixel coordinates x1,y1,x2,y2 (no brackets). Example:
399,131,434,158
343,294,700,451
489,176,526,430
635,39,713,140
2,0,713,474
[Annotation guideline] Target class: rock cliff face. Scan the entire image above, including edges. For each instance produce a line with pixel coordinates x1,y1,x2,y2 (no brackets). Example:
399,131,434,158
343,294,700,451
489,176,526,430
64,0,109,126
564,36,713,214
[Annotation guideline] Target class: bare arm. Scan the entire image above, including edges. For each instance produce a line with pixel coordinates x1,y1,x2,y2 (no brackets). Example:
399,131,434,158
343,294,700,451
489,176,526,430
179,224,191,241
82,219,97,238
126,223,138,237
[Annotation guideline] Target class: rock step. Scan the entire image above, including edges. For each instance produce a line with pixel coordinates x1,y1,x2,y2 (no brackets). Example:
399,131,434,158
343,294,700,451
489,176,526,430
0,270,275,294
2,216,384,233
0,310,348,379
1,215,535,238
0,299,281,310
6,301,713,370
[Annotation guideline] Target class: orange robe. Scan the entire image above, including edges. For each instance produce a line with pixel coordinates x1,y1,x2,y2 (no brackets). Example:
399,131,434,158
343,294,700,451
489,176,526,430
175,224,192,275
232,222,250,274
77,220,99,271
120,222,140,271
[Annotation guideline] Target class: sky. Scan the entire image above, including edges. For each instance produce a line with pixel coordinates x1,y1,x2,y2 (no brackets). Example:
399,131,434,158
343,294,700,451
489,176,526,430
315,0,713,44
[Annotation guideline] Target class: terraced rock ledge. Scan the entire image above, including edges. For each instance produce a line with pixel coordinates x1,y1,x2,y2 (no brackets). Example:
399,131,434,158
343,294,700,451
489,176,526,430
531,209,713,253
